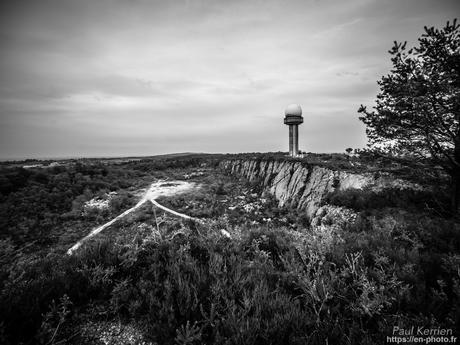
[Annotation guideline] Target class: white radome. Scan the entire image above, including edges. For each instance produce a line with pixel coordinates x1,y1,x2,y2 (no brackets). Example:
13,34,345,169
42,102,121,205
285,104,302,116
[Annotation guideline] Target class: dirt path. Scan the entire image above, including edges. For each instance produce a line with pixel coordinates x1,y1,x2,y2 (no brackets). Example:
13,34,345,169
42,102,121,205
67,180,198,255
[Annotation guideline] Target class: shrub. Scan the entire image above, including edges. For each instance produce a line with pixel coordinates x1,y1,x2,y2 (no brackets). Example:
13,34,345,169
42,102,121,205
324,187,449,215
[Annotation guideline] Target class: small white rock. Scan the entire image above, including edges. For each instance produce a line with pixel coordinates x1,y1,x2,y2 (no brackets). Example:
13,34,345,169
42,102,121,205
220,229,232,239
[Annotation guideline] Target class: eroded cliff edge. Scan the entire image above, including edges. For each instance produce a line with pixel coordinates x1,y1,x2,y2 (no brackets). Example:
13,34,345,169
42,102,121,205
220,159,418,220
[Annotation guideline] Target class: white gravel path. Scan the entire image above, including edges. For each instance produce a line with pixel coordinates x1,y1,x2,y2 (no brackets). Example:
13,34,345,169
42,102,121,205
67,180,198,255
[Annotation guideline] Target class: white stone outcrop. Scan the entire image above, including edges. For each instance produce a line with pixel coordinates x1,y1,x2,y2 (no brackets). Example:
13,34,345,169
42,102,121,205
220,159,420,219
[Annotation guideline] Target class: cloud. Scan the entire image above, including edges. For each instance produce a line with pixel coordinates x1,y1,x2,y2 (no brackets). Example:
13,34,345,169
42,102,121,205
0,0,458,158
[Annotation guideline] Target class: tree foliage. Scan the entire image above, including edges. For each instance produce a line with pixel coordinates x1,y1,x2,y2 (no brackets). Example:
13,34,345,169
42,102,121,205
358,19,460,210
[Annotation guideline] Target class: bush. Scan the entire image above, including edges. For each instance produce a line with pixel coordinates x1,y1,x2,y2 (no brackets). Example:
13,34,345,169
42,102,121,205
0,225,416,344
324,187,450,215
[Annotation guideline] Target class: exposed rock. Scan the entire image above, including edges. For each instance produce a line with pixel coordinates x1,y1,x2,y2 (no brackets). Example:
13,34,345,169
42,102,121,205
220,159,421,219
83,192,118,213
220,229,232,238
78,321,155,345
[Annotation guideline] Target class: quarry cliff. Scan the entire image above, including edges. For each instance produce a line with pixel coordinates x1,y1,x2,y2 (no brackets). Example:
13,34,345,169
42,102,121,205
220,158,420,219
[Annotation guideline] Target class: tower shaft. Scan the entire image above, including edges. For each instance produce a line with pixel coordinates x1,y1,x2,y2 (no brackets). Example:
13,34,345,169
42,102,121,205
293,125,299,156
289,125,299,156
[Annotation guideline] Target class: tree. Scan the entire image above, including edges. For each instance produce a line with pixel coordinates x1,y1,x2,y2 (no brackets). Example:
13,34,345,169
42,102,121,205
358,19,460,212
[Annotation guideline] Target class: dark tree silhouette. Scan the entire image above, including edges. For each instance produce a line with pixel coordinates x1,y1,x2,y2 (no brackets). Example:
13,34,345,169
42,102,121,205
358,19,460,212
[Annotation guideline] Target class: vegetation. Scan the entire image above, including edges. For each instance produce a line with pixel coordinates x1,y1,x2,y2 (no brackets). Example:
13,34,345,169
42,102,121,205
0,156,214,252
0,154,459,344
2,216,459,344
358,19,460,211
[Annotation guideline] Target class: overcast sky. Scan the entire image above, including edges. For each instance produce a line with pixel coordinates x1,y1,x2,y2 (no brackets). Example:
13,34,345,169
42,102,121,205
0,0,458,159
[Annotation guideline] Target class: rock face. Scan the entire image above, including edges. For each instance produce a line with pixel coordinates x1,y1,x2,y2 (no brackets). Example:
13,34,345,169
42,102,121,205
220,159,418,219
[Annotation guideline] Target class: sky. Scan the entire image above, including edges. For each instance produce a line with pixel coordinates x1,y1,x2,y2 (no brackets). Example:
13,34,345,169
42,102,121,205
0,0,458,159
